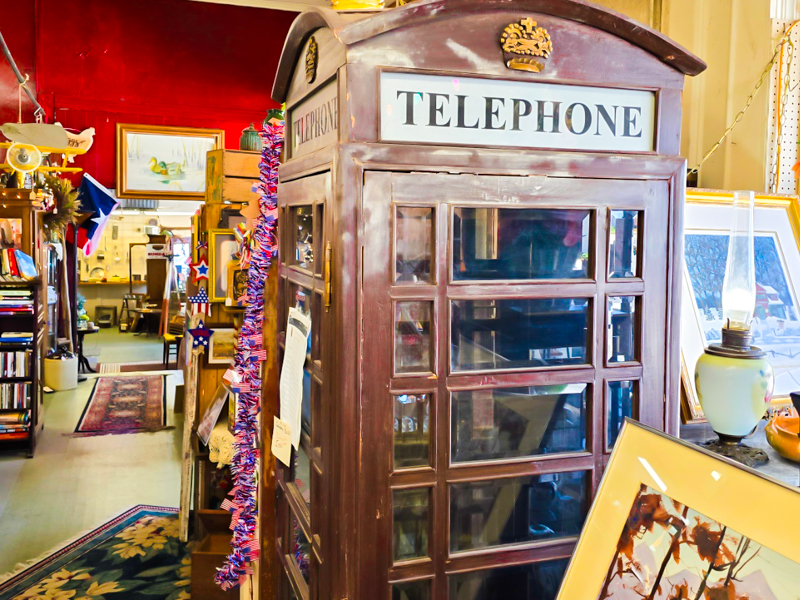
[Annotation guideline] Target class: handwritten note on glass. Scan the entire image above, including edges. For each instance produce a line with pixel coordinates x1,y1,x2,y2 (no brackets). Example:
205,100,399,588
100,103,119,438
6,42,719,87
279,307,311,449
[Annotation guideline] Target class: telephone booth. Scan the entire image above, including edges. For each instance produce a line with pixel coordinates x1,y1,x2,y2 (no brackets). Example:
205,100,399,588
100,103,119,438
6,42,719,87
271,1,705,598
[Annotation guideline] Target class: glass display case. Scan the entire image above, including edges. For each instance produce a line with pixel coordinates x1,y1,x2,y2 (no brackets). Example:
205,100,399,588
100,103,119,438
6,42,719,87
271,2,704,599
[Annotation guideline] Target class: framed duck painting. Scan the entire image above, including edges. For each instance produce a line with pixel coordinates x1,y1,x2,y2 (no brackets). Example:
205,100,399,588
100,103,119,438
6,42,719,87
116,124,223,199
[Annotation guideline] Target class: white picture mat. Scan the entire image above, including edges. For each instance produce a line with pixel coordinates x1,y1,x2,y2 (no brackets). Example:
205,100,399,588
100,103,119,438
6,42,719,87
682,202,800,402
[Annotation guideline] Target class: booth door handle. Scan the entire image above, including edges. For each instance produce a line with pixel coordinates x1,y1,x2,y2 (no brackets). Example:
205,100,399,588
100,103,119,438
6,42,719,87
324,242,332,312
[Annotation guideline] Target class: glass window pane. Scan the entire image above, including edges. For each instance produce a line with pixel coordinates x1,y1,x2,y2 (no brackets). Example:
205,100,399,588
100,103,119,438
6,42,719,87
451,298,590,372
394,393,431,469
292,517,311,583
607,296,639,363
607,380,637,450
292,206,314,270
393,580,431,600
393,488,430,561
294,445,311,509
314,204,324,276
396,206,434,284
609,210,639,278
453,207,591,281
395,301,434,374
301,368,311,434
450,471,587,552
448,559,569,600
451,384,587,463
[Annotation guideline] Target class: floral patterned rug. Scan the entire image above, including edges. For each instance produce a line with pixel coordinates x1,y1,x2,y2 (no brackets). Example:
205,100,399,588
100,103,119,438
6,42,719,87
0,506,190,600
74,376,167,437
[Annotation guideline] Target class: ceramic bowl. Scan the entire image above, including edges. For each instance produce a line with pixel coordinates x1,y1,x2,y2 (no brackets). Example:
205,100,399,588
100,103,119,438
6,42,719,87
765,408,800,462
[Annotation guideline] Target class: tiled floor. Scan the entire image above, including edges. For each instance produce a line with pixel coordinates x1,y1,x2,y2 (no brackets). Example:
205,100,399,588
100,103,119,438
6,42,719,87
0,331,182,576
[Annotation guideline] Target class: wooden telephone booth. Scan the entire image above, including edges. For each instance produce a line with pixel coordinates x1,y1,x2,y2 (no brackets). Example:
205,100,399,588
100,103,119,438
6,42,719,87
271,1,705,598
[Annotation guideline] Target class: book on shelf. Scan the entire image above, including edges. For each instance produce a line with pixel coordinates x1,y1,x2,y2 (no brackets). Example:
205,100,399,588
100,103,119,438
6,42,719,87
0,411,29,425
0,332,33,345
0,383,30,409
0,248,37,282
0,431,28,440
0,350,30,377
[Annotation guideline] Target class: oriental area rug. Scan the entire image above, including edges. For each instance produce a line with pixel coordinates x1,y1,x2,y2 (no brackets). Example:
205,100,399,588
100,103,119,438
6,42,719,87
73,375,167,437
0,506,190,600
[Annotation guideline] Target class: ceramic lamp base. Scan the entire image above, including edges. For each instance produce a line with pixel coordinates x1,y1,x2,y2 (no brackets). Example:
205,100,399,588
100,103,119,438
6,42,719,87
701,434,769,468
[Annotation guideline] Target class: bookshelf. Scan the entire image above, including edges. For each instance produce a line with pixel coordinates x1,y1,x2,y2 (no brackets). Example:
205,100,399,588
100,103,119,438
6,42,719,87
0,192,45,458
0,281,42,457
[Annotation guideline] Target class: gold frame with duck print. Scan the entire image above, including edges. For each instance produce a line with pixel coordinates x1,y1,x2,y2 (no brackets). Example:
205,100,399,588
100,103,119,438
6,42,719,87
116,124,224,199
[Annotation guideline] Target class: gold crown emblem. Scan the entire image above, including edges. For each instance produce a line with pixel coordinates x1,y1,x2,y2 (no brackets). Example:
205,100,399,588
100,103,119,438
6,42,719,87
500,17,553,73
305,35,318,84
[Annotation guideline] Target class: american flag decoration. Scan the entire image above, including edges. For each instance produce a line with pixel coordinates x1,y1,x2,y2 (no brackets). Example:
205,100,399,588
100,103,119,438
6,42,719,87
188,319,213,349
188,287,211,316
196,240,208,250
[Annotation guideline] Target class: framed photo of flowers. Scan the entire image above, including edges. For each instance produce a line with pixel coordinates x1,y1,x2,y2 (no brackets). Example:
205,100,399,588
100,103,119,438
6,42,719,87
680,189,800,422
557,420,800,600
116,124,224,199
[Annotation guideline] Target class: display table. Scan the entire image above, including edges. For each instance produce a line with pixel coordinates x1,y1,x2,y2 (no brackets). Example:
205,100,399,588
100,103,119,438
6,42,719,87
681,421,799,487
76,326,99,374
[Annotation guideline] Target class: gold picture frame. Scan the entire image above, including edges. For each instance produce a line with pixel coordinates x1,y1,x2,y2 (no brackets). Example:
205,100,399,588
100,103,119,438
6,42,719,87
208,229,238,302
558,420,800,600
116,123,224,200
681,189,800,423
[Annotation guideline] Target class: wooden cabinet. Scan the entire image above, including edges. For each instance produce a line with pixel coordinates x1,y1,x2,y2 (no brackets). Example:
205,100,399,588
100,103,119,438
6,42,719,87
269,1,705,599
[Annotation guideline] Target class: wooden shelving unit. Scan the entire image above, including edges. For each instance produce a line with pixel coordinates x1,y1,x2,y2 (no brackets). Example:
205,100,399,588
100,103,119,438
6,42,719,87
0,280,42,458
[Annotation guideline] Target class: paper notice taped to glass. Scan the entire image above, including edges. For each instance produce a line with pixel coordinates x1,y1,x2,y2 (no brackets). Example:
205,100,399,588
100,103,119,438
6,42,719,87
279,307,311,450
272,417,292,467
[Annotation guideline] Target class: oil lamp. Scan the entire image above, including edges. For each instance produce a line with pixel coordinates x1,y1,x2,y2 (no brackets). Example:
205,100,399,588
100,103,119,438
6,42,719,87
694,190,774,466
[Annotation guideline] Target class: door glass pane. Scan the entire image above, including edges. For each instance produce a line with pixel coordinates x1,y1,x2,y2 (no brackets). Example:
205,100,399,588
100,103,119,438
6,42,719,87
451,298,590,372
314,203,324,276
301,368,311,434
450,471,587,552
607,380,637,450
393,488,430,561
607,296,639,363
609,210,639,278
292,205,314,270
394,393,431,469
396,206,434,284
451,384,587,463
292,517,311,583
448,559,569,600
453,207,591,281
294,445,311,509
395,301,434,374
393,580,431,600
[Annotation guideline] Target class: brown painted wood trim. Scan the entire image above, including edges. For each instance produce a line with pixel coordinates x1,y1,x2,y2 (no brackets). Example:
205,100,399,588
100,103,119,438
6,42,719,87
272,0,705,101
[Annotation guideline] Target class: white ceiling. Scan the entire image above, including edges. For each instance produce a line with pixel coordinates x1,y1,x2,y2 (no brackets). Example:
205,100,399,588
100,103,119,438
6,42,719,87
188,0,327,13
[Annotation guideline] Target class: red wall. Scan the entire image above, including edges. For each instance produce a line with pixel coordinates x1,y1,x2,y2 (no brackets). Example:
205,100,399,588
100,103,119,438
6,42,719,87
0,0,296,188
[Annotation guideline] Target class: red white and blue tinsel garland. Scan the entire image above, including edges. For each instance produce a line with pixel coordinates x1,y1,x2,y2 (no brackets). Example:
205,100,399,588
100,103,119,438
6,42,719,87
215,122,284,589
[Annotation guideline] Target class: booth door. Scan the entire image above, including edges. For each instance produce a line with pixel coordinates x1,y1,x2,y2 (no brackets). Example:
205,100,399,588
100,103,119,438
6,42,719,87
361,171,670,599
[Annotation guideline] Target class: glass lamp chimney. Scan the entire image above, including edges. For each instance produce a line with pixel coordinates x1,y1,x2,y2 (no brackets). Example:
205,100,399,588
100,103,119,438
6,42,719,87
721,191,756,331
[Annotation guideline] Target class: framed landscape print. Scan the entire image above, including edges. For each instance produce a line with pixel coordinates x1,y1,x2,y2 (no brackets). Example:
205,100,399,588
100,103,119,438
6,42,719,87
116,124,223,199
209,229,238,302
557,420,800,600
207,327,236,365
681,190,800,422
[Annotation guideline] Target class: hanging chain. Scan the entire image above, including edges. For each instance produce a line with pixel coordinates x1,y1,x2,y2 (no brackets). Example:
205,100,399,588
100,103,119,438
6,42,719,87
689,26,796,176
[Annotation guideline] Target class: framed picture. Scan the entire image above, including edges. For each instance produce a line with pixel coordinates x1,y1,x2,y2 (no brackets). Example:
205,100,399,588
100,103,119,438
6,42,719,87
207,327,237,365
227,266,248,307
558,420,800,600
209,229,238,302
681,190,800,423
116,124,224,199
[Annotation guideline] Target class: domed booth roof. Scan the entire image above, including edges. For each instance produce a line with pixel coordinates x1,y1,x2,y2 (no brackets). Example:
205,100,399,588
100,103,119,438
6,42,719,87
273,0,705,103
